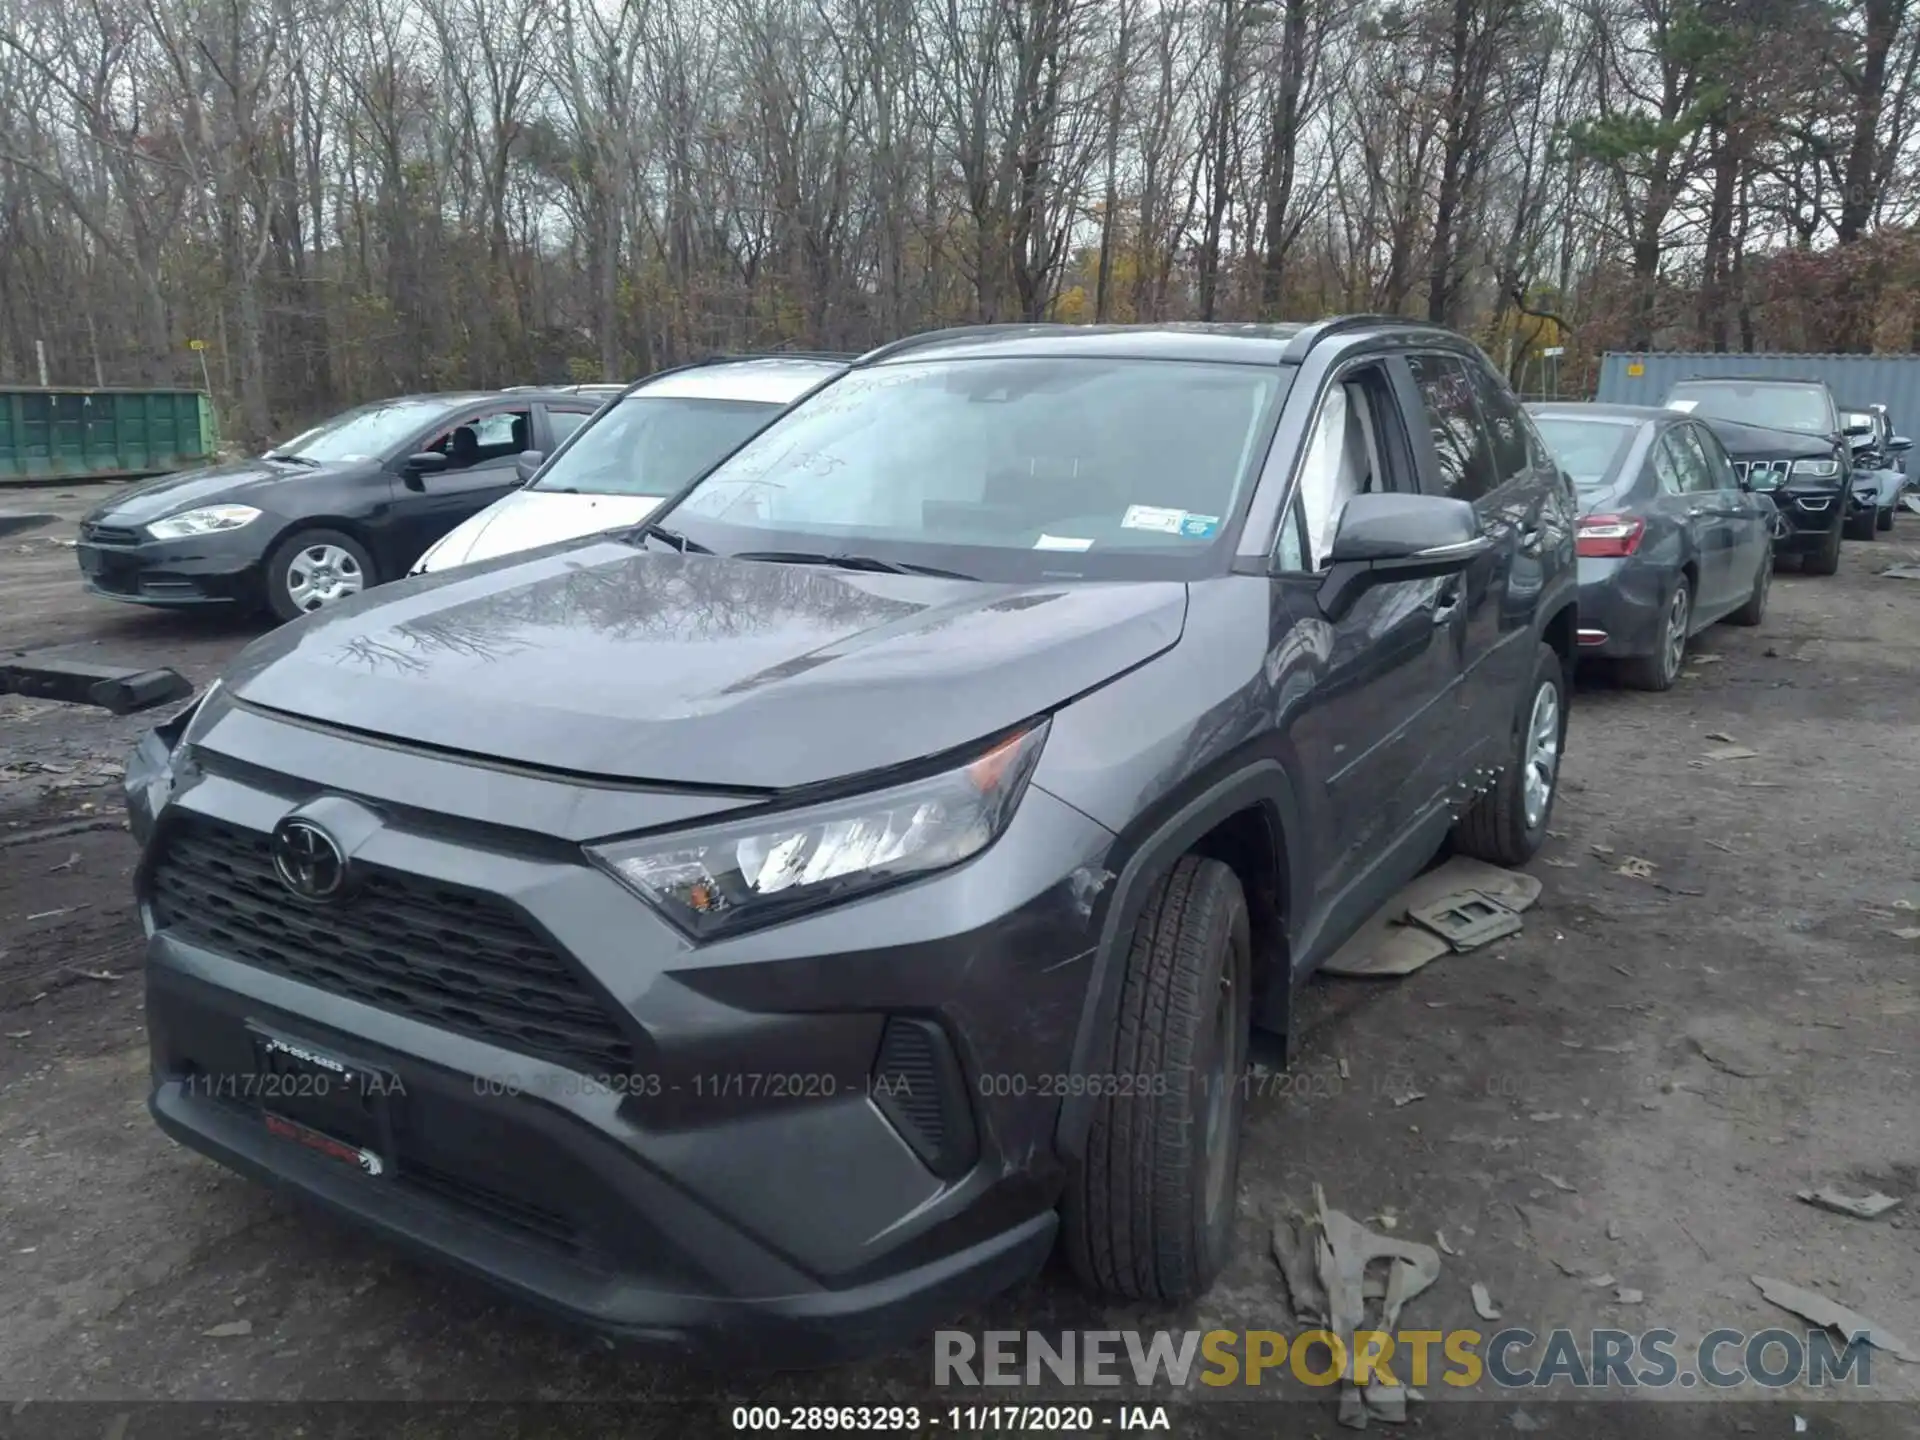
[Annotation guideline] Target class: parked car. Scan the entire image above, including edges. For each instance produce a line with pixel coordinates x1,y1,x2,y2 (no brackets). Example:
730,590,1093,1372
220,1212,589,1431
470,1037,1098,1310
1662,377,1850,575
74,391,605,621
1839,403,1909,536
412,355,850,576
1528,403,1774,691
124,318,1577,1363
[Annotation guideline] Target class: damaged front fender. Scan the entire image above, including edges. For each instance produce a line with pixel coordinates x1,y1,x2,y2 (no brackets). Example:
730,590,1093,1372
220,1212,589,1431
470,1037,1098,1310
124,679,225,846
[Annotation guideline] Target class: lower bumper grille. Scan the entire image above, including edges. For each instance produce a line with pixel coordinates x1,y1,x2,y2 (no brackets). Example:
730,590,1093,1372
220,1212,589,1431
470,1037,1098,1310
403,1158,582,1253
149,815,637,1077
871,1017,977,1180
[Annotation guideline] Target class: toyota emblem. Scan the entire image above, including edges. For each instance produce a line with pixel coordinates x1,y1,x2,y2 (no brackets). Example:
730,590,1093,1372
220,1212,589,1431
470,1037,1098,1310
271,817,349,901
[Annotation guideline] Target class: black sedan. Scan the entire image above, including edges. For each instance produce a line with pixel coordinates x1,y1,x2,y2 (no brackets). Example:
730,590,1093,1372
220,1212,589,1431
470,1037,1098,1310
1528,402,1774,691
75,390,603,621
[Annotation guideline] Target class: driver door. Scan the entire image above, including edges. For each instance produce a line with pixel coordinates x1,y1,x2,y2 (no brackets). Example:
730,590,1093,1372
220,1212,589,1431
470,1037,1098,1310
1273,357,1462,961
385,404,534,566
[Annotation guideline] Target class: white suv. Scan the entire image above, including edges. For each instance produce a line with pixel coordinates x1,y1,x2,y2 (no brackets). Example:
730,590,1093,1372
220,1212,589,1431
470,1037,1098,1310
411,355,848,575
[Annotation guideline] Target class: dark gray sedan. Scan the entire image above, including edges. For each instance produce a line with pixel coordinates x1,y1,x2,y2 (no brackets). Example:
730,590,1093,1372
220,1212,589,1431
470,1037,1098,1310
1528,402,1775,690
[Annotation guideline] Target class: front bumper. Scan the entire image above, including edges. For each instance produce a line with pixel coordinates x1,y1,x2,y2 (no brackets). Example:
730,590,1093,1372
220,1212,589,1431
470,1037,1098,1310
1765,487,1843,553
1574,558,1666,660
76,525,267,607
129,705,1115,1362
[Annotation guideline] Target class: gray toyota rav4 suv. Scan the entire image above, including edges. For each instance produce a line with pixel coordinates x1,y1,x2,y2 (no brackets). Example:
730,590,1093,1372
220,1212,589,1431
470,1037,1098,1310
127,319,1577,1364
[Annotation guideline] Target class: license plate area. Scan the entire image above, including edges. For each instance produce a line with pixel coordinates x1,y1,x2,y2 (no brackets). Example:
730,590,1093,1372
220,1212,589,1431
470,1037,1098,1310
248,1027,400,1177
76,545,104,575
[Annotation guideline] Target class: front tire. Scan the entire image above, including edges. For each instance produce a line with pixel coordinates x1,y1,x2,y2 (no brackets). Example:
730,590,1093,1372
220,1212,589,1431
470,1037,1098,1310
1621,574,1691,692
1877,504,1895,533
1804,517,1843,575
1452,641,1567,867
1062,856,1251,1304
266,528,376,623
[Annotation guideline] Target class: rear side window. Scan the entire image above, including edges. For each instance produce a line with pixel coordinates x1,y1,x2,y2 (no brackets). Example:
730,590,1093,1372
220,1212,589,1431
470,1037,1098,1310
1657,431,1713,494
1459,356,1534,489
1407,353,1499,503
1678,425,1737,490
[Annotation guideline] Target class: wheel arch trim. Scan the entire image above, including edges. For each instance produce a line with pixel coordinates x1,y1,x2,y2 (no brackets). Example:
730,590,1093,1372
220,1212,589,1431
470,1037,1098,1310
1052,759,1304,1162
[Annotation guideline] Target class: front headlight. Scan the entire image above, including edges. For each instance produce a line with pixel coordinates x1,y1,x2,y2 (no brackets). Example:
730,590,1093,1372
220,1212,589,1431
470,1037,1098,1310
147,504,261,540
1791,459,1840,478
587,722,1050,939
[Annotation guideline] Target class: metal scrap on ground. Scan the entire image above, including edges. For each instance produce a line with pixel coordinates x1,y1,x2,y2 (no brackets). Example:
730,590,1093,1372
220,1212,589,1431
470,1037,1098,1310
1319,857,1543,978
1797,1188,1901,1220
1751,1276,1917,1363
1273,1187,1442,1429
1471,1282,1502,1321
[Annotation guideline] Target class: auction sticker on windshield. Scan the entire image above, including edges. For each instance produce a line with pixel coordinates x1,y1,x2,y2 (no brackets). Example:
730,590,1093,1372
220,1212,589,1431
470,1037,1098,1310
1035,534,1095,551
1123,505,1220,538
1122,504,1187,533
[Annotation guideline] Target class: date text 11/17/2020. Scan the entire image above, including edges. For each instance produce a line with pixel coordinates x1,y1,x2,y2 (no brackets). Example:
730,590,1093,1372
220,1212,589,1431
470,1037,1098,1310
468,1069,1347,1104
469,1071,905,1101
728,1404,1173,1432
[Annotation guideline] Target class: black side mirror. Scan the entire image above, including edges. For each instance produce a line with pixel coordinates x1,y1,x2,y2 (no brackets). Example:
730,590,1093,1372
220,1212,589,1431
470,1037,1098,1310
1315,492,1492,621
401,451,448,491
515,449,545,483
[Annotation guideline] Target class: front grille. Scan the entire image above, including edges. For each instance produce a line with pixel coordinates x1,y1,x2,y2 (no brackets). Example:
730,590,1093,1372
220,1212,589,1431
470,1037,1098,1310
150,815,637,1077
82,522,142,546
1735,459,1791,484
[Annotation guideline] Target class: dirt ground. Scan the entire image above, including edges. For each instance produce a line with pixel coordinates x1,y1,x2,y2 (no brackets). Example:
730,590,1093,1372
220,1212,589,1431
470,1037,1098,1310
2,483,1917,1438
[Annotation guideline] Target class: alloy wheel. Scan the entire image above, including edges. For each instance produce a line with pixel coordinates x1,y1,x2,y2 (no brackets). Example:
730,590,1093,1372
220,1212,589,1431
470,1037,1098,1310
1663,584,1691,681
1521,681,1561,832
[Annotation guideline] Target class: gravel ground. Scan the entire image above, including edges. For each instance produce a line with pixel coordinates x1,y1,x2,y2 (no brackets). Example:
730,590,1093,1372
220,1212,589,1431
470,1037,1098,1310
2,484,1917,1438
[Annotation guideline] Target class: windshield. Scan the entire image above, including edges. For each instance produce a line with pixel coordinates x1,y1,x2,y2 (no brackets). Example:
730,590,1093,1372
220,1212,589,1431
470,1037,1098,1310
1531,417,1639,489
268,398,460,463
531,395,782,496
657,357,1285,580
1666,381,1833,435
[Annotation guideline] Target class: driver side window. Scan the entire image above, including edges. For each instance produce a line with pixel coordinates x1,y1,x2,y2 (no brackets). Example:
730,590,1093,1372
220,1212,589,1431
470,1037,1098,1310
421,408,532,470
1280,368,1388,573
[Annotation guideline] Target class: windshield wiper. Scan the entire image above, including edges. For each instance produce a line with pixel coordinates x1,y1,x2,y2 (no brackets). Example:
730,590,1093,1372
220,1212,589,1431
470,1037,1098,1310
625,521,712,554
732,550,977,581
263,452,321,467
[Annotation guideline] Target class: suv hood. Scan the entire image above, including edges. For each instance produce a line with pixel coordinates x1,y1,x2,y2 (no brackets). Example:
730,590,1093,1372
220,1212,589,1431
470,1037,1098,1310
84,457,355,526
1704,420,1836,463
224,545,1188,789
414,487,665,574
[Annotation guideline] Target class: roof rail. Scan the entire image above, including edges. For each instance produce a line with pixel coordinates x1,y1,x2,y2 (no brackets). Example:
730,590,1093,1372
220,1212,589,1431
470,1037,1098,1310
1679,374,1821,383
633,350,857,383
1279,314,1431,363
854,324,1072,366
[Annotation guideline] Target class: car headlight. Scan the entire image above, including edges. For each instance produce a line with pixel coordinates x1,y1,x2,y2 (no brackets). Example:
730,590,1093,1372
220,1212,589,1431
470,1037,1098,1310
1791,459,1840,478
587,722,1050,939
147,504,261,539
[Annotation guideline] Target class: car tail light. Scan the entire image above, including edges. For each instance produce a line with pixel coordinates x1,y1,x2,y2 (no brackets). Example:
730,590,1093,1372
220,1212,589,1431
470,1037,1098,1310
1576,514,1645,558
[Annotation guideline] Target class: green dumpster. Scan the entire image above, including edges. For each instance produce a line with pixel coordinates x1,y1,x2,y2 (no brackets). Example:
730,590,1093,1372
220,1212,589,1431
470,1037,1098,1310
0,388,218,482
